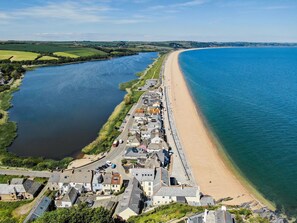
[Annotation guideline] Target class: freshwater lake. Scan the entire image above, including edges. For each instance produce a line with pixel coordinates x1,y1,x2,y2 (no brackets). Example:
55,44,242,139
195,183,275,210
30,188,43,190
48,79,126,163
9,52,157,159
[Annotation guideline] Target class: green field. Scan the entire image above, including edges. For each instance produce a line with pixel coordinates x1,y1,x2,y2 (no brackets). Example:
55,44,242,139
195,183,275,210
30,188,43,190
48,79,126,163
0,50,39,61
0,200,30,223
54,48,107,58
53,51,79,58
38,56,58,61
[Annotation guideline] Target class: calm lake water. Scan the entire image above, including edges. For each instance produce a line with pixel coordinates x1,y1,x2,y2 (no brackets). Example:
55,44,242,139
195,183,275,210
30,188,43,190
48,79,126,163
9,52,157,159
179,48,297,216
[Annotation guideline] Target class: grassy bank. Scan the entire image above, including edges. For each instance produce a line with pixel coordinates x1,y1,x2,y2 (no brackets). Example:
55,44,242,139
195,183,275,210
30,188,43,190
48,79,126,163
83,54,166,154
127,203,215,223
0,200,31,223
127,203,271,223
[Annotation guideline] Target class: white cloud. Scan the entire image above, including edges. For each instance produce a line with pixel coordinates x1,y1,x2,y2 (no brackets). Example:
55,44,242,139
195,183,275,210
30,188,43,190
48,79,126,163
14,2,112,23
0,12,11,23
148,0,208,12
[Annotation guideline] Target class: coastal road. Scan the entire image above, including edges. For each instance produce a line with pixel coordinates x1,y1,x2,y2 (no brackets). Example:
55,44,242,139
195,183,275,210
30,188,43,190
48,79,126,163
73,95,145,178
0,169,52,178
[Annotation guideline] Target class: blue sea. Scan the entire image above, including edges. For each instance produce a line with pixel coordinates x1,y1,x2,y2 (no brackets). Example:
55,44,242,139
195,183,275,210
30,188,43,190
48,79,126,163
179,48,297,216
9,52,157,159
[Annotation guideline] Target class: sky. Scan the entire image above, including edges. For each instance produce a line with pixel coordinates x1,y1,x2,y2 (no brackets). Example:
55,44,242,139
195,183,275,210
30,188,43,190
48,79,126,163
0,0,297,42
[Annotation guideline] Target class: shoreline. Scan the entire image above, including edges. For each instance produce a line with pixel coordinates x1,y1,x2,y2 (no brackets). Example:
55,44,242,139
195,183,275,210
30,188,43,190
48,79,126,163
164,49,275,210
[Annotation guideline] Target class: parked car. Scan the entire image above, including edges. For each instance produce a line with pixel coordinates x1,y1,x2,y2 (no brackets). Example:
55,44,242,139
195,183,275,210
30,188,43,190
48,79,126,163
111,164,116,169
106,160,112,166
112,140,119,147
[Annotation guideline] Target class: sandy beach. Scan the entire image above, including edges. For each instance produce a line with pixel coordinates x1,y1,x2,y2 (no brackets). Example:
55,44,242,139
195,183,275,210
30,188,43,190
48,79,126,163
164,49,271,208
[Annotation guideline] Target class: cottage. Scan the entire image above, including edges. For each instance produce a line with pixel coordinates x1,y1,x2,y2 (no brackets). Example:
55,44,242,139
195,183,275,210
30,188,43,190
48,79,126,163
55,187,78,208
0,178,42,201
117,178,144,220
92,173,103,192
151,135,163,144
187,206,234,223
152,185,200,206
125,147,147,160
56,170,93,193
102,172,122,194
126,133,141,147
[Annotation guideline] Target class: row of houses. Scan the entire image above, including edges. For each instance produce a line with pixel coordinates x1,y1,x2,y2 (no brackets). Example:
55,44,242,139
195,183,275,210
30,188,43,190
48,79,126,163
0,178,43,201
117,89,201,220
48,170,123,208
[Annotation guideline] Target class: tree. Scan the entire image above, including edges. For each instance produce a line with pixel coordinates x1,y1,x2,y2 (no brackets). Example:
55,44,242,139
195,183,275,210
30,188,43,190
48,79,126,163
34,204,114,223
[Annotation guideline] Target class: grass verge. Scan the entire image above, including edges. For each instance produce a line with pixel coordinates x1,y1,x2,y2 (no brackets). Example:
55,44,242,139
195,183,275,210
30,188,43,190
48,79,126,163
0,200,31,223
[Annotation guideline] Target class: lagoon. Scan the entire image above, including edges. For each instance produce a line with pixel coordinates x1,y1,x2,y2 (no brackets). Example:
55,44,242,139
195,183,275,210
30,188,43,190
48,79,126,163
9,52,157,159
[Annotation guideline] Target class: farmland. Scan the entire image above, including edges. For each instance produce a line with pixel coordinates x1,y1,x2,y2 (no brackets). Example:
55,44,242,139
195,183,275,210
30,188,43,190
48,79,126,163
38,56,58,61
0,50,39,61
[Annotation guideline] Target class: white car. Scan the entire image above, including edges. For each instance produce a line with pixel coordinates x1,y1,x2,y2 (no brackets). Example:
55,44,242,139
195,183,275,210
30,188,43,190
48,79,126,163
106,160,112,166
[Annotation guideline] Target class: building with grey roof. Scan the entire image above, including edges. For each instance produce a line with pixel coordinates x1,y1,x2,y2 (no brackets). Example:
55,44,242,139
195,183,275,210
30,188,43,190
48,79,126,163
0,178,43,201
131,168,155,197
152,185,200,206
28,196,52,222
117,178,144,220
124,147,148,160
187,206,234,223
55,187,78,208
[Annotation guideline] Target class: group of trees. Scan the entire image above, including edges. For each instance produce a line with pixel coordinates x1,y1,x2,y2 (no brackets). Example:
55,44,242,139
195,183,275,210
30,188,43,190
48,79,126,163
0,63,25,92
33,204,115,223
0,151,73,170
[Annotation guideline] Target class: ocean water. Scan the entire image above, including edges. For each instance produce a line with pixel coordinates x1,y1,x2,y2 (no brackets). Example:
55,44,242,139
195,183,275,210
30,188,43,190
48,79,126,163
179,48,297,216
9,52,157,159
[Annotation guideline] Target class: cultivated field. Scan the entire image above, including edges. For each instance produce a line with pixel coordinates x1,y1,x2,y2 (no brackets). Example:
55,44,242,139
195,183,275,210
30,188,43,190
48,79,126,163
0,50,39,61
38,56,58,61
54,48,107,58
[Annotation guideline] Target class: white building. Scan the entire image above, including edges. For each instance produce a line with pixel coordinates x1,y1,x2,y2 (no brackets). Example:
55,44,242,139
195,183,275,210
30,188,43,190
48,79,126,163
102,172,122,194
130,168,155,197
55,187,78,208
56,170,93,193
152,185,200,206
92,173,103,192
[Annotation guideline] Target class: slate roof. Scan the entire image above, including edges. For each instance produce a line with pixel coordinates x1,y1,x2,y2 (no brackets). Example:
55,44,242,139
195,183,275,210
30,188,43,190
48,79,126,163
0,184,25,194
103,172,112,185
118,178,143,215
215,209,233,223
154,186,198,197
62,187,78,204
0,179,42,197
153,167,169,194
10,178,24,185
23,179,43,196
29,196,52,221
131,168,155,182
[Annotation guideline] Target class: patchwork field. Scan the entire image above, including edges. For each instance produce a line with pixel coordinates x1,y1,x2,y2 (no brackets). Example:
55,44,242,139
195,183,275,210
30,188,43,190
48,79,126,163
0,50,39,61
38,56,58,61
54,48,107,58
53,52,79,58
